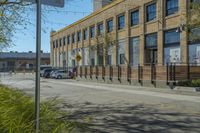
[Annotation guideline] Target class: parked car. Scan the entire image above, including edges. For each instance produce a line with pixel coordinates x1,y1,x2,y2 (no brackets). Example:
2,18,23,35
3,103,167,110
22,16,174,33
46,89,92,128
50,69,60,78
43,69,57,78
40,65,52,77
52,70,71,79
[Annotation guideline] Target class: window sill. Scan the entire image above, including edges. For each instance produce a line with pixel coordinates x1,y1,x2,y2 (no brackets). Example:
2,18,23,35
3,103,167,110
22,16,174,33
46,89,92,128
146,19,157,25
130,25,140,29
117,29,126,32
165,13,179,20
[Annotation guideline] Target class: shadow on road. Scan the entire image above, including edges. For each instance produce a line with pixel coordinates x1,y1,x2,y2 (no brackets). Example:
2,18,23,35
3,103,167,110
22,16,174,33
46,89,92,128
64,102,200,133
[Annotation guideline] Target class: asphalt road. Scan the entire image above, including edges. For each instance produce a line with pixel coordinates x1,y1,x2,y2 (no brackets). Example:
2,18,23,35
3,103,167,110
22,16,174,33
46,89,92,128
1,73,200,133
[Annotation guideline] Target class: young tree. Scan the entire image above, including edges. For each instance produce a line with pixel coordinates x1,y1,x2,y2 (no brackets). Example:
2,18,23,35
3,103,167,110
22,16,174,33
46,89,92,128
91,33,117,66
187,1,200,41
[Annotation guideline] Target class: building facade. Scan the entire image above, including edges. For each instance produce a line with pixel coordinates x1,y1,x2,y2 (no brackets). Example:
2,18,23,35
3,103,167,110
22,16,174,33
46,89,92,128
50,0,200,86
0,52,50,72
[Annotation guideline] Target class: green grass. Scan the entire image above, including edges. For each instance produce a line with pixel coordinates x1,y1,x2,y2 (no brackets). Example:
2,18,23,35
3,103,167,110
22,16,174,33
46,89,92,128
0,85,84,133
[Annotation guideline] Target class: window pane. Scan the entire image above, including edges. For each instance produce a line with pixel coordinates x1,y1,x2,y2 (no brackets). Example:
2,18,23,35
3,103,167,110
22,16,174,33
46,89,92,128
90,26,95,38
166,0,178,16
77,32,81,42
164,46,181,64
147,3,156,21
59,38,62,46
63,37,66,46
67,35,70,44
165,29,180,45
84,29,88,40
107,19,113,32
117,39,126,64
145,33,157,48
98,23,103,35
189,44,200,64
118,15,125,30
130,37,140,66
131,10,139,26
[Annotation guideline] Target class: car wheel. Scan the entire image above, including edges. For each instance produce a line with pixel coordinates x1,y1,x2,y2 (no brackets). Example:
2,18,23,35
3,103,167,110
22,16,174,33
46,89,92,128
57,75,62,79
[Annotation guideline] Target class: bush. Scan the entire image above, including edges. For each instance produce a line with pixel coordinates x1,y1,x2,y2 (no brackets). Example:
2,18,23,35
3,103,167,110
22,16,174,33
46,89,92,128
177,80,192,86
0,85,84,133
191,79,200,87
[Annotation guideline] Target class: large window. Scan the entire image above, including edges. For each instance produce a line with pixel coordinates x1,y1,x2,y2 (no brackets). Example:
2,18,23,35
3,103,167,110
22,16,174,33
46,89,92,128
83,29,88,40
107,19,113,33
145,33,157,48
59,38,62,46
118,15,125,30
83,47,90,66
63,36,66,46
98,23,103,35
90,26,95,38
77,31,81,42
146,3,156,22
129,37,140,66
117,39,126,65
53,41,55,48
107,55,112,65
107,45,113,65
67,35,70,45
164,29,180,64
56,40,58,48
131,10,139,26
145,33,157,64
189,43,200,64
72,33,76,43
166,0,179,16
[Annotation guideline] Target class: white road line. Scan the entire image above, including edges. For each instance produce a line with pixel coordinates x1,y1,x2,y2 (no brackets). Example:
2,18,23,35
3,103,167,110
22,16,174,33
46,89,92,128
47,80,200,103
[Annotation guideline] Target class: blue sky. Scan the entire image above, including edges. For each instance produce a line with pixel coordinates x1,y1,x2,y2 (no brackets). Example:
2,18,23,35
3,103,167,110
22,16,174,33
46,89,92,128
7,0,93,53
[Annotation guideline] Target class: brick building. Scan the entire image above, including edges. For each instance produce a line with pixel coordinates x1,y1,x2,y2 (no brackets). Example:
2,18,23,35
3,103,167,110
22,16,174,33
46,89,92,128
50,0,200,87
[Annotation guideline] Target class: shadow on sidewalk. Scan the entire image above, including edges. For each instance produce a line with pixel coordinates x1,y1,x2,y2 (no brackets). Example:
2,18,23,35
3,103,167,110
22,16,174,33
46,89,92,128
64,102,200,133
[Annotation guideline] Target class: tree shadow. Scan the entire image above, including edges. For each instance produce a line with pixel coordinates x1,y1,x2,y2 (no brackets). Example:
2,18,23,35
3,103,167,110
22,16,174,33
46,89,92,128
65,102,200,133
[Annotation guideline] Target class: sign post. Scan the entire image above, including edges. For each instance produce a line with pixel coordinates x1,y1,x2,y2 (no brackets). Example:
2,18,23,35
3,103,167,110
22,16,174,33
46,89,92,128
28,0,64,132
35,0,41,132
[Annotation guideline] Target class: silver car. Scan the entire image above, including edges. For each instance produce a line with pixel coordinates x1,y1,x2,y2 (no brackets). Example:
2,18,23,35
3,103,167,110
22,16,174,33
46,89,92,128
53,70,71,79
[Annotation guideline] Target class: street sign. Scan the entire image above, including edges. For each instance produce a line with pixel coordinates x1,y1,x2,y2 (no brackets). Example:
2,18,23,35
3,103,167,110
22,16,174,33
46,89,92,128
76,54,82,62
23,0,64,7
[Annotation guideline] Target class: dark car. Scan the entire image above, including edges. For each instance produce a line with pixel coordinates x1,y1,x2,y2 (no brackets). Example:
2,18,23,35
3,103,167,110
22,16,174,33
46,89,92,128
43,69,57,78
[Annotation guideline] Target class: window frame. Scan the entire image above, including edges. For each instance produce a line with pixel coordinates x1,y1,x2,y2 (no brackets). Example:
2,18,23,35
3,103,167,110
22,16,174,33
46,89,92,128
166,0,179,16
72,33,76,44
97,22,104,35
107,19,113,33
63,36,66,46
67,35,70,45
145,32,158,48
90,26,95,38
164,28,180,47
118,14,125,30
59,38,62,47
77,31,81,42
146,2,157,22
131,10,139,26
83,28,88,40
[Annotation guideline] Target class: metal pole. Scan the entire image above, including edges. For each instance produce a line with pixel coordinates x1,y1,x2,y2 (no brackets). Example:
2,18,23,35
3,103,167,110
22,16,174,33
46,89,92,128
35,0,41,132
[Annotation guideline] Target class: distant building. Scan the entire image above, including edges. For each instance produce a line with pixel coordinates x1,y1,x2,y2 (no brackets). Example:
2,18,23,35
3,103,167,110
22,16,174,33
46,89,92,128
0,51,50,71
93,0,113,11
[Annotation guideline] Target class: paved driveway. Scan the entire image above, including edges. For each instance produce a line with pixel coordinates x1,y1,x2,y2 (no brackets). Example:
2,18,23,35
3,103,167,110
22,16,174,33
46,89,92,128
1,73,200,133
